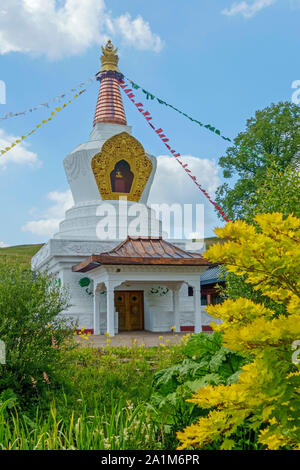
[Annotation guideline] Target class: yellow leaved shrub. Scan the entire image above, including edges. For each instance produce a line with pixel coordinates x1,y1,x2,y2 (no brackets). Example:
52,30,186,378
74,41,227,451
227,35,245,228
177,213,300,450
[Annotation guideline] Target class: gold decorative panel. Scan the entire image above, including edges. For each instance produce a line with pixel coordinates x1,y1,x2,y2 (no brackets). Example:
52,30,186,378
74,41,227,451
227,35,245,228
91,132,153,202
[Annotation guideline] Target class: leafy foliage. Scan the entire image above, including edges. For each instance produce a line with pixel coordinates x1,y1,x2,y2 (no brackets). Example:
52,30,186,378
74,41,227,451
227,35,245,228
148,332,245,448
218,165,300,319
0,264,75,403
244,166,300,222
178,213,300,450
216,102,300,220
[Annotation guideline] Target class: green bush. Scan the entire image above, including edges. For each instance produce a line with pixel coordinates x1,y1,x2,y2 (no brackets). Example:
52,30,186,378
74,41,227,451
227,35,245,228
0,264,75,404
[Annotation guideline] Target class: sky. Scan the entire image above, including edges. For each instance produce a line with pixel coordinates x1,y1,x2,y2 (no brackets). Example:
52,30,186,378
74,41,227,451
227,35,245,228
0,0,299,247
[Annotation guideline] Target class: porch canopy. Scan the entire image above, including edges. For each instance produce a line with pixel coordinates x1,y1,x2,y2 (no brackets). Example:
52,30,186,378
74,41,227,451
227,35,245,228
72,236,212,336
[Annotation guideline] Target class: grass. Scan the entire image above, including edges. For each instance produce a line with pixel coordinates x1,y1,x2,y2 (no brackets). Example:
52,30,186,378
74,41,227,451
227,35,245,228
0,244,43,268
0,398,159,450
0,339,188,450
53,341,186,418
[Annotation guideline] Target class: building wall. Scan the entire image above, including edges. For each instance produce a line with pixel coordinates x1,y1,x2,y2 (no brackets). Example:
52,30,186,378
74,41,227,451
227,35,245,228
56,270,216,333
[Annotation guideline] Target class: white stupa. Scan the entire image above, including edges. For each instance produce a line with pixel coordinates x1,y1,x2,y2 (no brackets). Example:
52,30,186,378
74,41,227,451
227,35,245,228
32,41,214,335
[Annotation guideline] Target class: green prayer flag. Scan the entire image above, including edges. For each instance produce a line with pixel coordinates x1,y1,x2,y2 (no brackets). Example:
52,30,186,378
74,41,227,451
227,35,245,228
157,98,168,106
142,89,155,100
126,76,234,148
131,82,140,90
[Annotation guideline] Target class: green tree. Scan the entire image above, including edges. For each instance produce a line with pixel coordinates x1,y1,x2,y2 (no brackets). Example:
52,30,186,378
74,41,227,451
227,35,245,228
0,264,75,403
244,166,300,222
216,101,300,220
218,166,300,315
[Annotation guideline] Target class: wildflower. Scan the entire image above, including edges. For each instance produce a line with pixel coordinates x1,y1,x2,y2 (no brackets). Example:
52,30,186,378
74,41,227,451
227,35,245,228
42,371,50,385
51,335,58,348
30,376,37,388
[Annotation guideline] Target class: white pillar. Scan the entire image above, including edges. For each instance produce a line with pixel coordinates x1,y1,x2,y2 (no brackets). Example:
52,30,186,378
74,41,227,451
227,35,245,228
173,288,181,333
194,286,202,334
106,284,115,337
93,287,100,335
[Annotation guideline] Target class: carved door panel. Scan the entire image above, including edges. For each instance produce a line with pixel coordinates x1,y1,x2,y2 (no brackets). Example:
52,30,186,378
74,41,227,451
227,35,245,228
128,292,143,330
115,291,144,331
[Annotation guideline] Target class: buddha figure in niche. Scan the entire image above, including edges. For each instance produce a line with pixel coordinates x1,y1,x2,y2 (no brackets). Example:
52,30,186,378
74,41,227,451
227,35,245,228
110,160,134,193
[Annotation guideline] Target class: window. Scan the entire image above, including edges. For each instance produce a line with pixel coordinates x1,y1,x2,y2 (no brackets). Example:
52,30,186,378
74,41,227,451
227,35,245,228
188,286,194,297
201,295,208,305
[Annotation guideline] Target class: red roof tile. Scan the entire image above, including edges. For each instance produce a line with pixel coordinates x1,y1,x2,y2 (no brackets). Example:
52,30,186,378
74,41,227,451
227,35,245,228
72,237,212,272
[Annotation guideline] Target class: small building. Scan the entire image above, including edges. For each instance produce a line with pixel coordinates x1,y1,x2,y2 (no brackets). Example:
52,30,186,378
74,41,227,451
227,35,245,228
73,236,211,335
32,40,218,336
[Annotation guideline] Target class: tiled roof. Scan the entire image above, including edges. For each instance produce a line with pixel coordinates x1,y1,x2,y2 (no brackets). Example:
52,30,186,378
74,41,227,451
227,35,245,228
200,265,224,285
73,236,212,272
93,71,127,126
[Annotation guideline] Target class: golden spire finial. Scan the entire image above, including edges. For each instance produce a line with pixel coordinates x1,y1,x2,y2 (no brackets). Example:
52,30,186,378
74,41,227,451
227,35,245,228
99,39,120,73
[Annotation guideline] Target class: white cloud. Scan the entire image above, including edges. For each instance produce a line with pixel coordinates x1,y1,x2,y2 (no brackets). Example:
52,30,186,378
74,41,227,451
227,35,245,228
106,13,164,53
0,0,163,59
148,155,222,237
0,241,9,248
22,189,73,236
0,128,40,168
222,0,276,18
149,155,220,205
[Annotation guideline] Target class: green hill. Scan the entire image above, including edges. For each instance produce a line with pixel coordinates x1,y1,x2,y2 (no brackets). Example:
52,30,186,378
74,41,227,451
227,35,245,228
0,244,43,268
0,237,220,269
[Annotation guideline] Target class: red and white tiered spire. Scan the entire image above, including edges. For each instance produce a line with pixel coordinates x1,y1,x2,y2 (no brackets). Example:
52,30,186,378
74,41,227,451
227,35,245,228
93,40,127,127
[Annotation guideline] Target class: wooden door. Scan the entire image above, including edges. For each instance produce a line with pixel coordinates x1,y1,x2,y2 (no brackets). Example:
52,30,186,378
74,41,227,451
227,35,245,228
115,291,144,331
